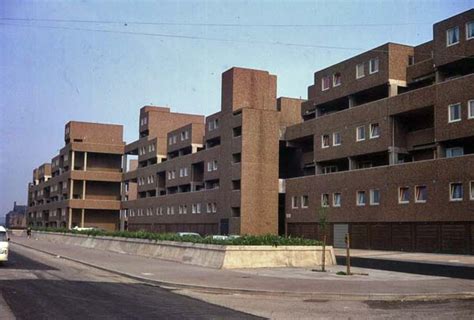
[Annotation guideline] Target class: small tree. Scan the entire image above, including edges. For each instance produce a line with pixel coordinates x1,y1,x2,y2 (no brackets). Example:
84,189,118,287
318,206,329,272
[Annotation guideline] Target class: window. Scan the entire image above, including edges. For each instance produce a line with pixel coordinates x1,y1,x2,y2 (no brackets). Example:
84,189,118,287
333,193,341,207
212,203,217,213
356,126,366,141
291,196,299,209
207,203,212,213
232,126,242,137
333,73,341,87
356,191,366,206
467,21,474,40
301,195,309,208
321,76,330,91
232,153,241,164
333,132,341,146
180,131,186,141
447,26,459,46
408,55,414,66
470,181,474,200
356,63,365,79
450,183,463,201
468,100,474,119
369,58,379,74
207,162,212,172
415,185,427,203
370,189,380,205
322,165,338,174
171,170,175,179
321,193,329,207
212,160,218,171
196,203,201,213
370,123,380,138
446,147,464,158
448,103,461,123
208,119,219,131
321,134,330,148
399,187,410,204
169,137,173,145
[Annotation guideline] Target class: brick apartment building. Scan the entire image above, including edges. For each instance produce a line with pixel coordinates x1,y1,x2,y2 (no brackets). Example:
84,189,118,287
27,10,473,253
27,122,125,231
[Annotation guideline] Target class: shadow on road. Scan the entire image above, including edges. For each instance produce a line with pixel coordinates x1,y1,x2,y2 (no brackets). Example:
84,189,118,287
1,251,58,271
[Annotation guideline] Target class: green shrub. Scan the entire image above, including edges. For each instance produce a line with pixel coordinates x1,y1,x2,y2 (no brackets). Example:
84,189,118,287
32,227,321,246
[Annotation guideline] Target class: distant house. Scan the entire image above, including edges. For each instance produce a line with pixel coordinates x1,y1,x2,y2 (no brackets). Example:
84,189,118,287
5,202,27,229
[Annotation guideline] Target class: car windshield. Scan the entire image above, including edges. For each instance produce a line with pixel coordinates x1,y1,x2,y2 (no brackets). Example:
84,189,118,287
0,232,7,241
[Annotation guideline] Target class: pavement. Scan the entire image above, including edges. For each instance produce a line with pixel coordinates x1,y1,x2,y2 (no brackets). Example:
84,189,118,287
10,234,474,301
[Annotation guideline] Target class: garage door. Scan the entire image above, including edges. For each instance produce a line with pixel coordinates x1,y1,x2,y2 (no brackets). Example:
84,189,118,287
333,224,348,248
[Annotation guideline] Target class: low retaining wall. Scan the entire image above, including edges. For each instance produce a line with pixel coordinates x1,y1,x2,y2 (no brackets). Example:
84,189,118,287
32,231,336,269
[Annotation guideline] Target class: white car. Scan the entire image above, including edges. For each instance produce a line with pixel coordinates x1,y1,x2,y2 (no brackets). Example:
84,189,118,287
176,232,201,237
0,226,10,262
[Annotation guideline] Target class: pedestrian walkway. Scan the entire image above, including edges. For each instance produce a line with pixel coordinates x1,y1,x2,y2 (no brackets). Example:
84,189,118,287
11,235,474,301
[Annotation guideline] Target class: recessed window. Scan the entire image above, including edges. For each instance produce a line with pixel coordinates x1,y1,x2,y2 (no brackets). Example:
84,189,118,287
321,134,330,148
447,26,460,46
322,165,338,174
369,58,379,74
301,195,309,208
321,76,330,91
232,153,241,164
232,126,242,137
232,180,241,191
468,100,474,119
333,73,341,87
207,203,212,213
291,196,299,209
333,193,341,207
448,103,461,123
333,132,341,146
450,183,463,201
467,21,474,40
408,55,414,66
370,123,380,138
415,185,427,203
470,181,474,200
231,207,241,217
356,63,365,79
399,187,410,204
356,126,366,141
356,191,366,206
446,147,464,158
208,119,219,131
370,189,380,205
321,194,330,207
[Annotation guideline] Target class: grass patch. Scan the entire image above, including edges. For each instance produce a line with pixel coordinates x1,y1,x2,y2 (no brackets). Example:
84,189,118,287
32,227,322,246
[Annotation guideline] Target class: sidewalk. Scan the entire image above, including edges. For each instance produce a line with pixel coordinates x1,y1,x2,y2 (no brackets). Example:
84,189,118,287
11,235,474,301
334,248,474,279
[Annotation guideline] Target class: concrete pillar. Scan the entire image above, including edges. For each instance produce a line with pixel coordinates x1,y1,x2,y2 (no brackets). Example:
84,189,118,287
70,179,74,199
388,84,398,97
436,144,446,159
348,157,357,170
120,210,126,231
80,209,85,227
68,208,72,229
315,163,323,175
82,180,86,199
389,149,399,165
84,152,88,171
435,70,444,83
71,151,75,171
348,95,356,108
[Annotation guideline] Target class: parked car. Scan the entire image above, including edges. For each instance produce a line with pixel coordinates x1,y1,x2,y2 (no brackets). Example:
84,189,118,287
209,234,241,240
72,226,105,232
176,232,201,238
0,226,10,263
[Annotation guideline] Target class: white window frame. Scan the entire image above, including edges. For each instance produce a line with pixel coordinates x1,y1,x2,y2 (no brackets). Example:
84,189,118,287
321,76,330,91
356,63,365,79
196,203,201,214
333,132,341,146
447,26,460,46
356,126,366,141
449,182,463,201
212,203,217,213
321,193,330,208
467,21,474,40
291,196,298,209
446,147,464,158
321,134,330,148
180,131,186,141
468,100,474,119
207,162,213,172
370,189,380,206
332,73,341,87
415,185,427,203
333,193,341,207
212,160,218,171
356,191,366,206
448,103,461,123
398,187,410,204
301,195,309,208
370,123,380,139
207,203,212,213
369,58,379,74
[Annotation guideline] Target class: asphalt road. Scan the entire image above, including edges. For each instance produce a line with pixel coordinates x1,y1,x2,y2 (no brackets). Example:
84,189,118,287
0,245,262,320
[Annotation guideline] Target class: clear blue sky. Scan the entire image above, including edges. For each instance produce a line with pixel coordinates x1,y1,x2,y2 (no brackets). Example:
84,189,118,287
0,0,472,217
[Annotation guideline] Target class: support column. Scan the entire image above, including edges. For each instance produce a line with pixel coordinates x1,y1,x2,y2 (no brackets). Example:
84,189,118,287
82,180,86,199
348,157,357,170
348,95,356,108
388,84,398,97
71,151,75,171
389,147,399,165
68,208,72,229
84,152,88,171
70,179,74,199
81,209,85,228
436,144,446,159
315,163,323,175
